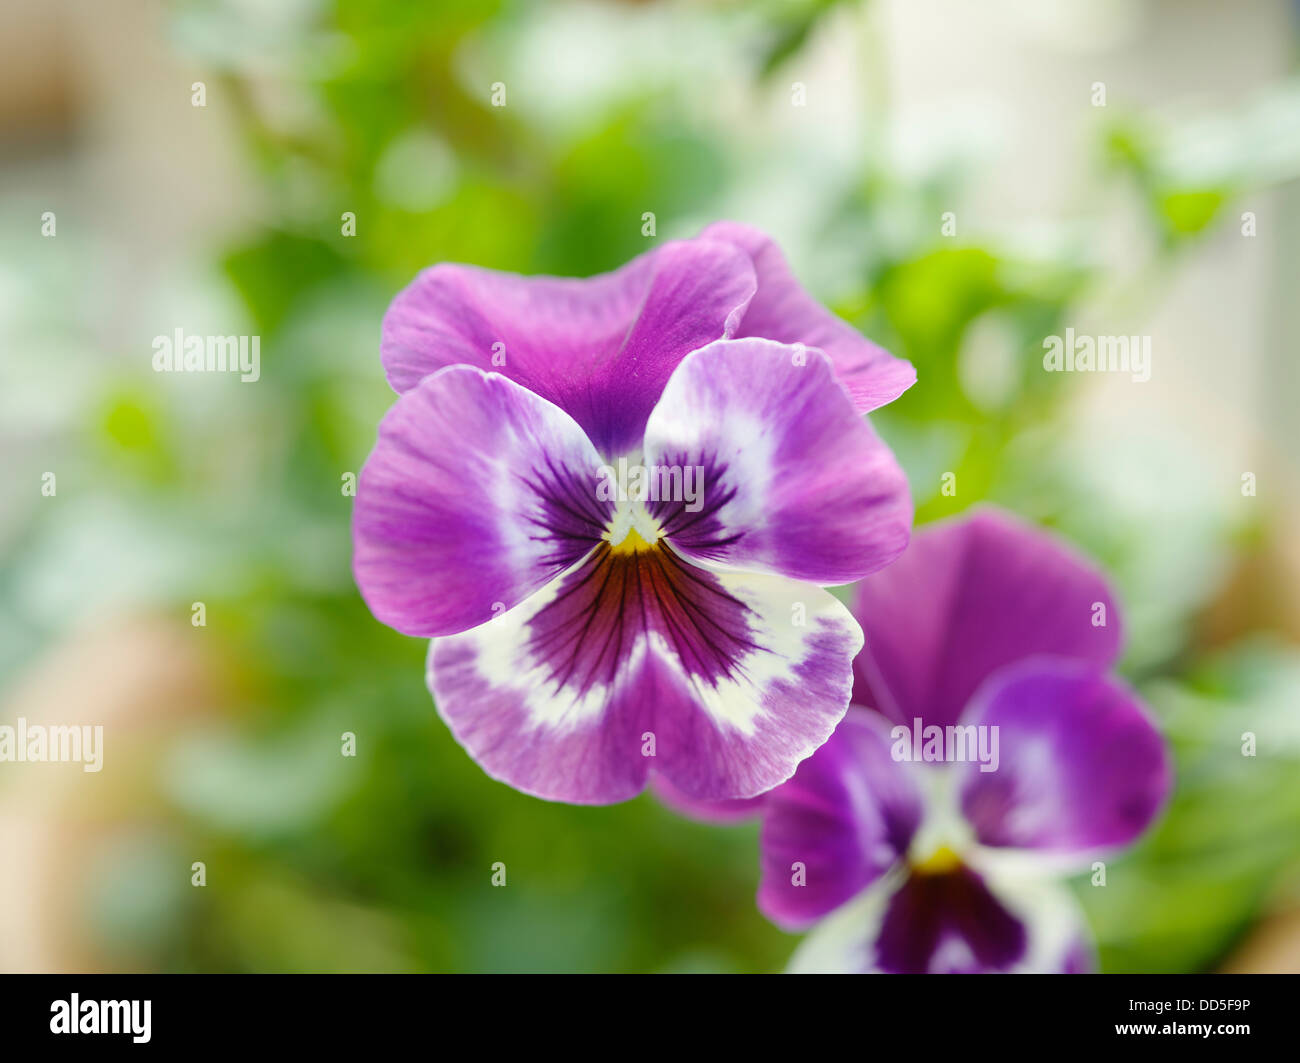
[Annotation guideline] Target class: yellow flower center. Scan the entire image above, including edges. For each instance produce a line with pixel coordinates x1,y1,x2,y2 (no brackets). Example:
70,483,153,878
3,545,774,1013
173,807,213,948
608,525,659,555
911,844,962,876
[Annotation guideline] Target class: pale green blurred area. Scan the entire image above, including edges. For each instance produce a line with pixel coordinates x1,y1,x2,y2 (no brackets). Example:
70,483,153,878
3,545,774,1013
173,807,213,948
0,0,1298,973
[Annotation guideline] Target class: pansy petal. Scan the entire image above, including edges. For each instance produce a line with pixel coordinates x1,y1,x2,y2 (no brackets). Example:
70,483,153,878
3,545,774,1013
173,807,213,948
429,543,861,805
875,862,1027,973
381,240,756,456
651,776,766,823
758,709,923,929
1062,934,1098,974
352,367,611,638
958,659,1171,855
787,862,1090,974
852,508,1123,730
699,220,916,412
642,338,912,585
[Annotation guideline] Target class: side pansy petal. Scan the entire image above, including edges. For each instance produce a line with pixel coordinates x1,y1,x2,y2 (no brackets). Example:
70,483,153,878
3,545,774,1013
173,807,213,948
698,220,916,412
352,367,610,638
787,861,1090,974
958,659,1172,856
642,339,912,585
428,545,862,805
758,710,922,929
852,508,1123,730
380,240,756,456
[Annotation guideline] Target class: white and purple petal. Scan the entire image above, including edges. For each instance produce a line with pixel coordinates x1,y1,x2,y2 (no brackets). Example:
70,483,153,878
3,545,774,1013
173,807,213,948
352,367,611,637
852,508,1124,730
650,776,767,823
758,708,923,929
787,860,1091,974
958,659,1172,856
642,338,912,585
698,220,916,413
380,240,757,456
428,543,862,805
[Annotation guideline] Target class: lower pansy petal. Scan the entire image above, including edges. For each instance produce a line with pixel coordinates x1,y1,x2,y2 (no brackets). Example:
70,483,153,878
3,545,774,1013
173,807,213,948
650,776,766,823
353,367,610,638
698,220,917,413
642,338,912,585
428,541,862,805
759,709,923,929
875,861,1027,973
958,658,1172,856
787,861,1090,974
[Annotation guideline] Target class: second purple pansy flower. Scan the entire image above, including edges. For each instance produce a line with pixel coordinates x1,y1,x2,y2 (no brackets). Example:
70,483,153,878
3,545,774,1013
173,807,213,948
661,508,1172,972
352,223,915,804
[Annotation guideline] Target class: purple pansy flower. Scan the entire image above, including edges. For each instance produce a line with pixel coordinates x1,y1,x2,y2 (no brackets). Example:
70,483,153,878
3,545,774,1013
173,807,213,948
352,223,915,804
661,508,1172,973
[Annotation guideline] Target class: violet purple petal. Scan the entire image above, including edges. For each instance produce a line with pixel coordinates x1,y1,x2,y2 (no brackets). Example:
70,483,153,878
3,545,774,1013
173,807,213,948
852,508,1123,730
698,220,916,413
352,366,611,637
380,240,757,456
428,553,862,804
757,709,923,929
958,658,1172,855
642,338,912,586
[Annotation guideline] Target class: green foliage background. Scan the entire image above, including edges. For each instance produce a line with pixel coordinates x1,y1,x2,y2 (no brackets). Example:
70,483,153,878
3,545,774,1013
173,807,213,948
2,0,1299,973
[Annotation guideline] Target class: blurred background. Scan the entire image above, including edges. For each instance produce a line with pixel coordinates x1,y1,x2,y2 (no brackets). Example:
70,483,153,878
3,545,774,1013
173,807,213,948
1,0,1298,973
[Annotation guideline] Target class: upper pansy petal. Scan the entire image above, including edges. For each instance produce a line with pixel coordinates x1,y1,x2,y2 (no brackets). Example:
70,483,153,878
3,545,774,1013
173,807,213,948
352,367,610,638
698,220,916,412
642,338,912,585
380,240,756,456
958,659,1171,856
428,541,862,805
758,708,923,929
852,508,1123,730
